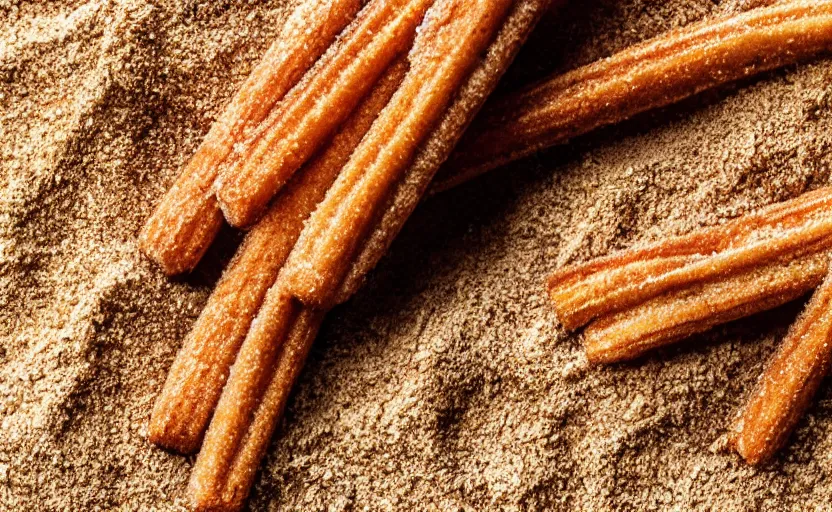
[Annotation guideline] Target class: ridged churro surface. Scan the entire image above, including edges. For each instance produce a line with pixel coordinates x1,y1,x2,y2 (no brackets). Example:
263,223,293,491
138,0,362,273
282,0,515,307
189,1,542,508
147,58,407,455
549,186,832,331
214,0,432,227
435,0,832,191
729,268,832,465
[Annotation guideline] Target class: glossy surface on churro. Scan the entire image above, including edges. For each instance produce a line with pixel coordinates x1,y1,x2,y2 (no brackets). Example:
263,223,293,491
138,0,361,274
435,0,832,191
214,0,432,228
148,58,407,455
283,0,515,308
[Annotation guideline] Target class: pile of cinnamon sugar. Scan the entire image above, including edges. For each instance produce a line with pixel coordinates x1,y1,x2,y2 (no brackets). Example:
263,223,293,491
3,0,832,509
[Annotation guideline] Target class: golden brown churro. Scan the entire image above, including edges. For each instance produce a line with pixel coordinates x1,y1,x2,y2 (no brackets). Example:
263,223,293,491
283,0,515,308
138,0,361,275
729,267,832,465
548,187,832,331
141,0,832,276
151,0,550,460
144,0,832,501
187,1,550,509
433,0,832,192
546,188,832,363
583,251,829,364
188,291,324,512
147,59,407,454
335,0,554,302
215,0,433,228
549,188,832,461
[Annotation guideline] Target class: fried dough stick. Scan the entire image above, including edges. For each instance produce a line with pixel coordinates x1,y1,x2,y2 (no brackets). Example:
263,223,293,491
188,291,323,512
434,0,832,191
729,267,832,465
189,1,551,510
335,0,554,302
583,250,830,363
547,187,832,331
283,0,515,308
139,0,362,274
215,0,434,227
148,59,407,454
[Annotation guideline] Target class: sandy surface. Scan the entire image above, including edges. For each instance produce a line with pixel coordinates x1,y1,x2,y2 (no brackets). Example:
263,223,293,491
4,0,832,510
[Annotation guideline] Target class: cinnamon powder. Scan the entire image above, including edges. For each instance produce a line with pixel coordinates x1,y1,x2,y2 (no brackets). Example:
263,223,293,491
3,0,832,509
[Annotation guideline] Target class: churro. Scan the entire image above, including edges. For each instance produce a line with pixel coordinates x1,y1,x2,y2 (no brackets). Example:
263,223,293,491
188,1,551,509
583,250,829,364
545,188,832,363
138,0,361,274
548,187,832,331
215,0,433,228
147,58,407,454
188,291,324,512
433,0,832,192
729,267,832,465
336,0,554,302
283,0,515,308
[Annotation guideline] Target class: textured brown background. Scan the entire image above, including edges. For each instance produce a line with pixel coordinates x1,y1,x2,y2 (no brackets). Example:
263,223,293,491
3,0,832,510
